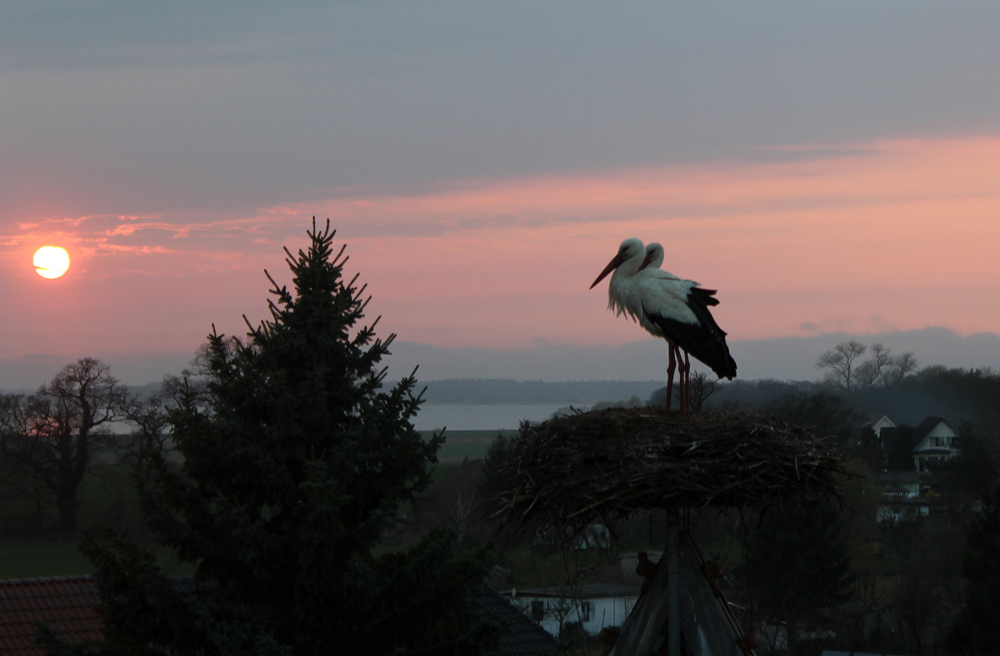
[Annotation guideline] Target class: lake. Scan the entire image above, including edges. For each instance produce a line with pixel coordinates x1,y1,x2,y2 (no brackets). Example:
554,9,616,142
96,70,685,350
413,403,584,431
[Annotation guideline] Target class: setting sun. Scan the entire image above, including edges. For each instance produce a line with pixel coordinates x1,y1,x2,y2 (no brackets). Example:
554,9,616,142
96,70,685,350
33,246,70,279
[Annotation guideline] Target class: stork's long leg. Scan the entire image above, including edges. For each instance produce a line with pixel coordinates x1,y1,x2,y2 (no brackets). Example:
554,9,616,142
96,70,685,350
680,350,691,416
665,344,677,415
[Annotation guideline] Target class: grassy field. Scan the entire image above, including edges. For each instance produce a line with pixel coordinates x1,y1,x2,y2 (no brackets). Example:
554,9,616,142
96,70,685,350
0,433,510,579
424,429,516,463
0,538,92,579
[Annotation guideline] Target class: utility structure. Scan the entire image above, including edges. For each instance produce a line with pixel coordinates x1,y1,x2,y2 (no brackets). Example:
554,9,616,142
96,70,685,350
590,239,736,416
492,409,845,655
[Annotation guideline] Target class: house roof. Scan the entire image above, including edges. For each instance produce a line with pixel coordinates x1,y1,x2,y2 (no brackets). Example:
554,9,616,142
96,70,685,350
0,576,101,656
0,576,552,656
481,587,559,656
912,416,956,443
514,583,641,599
859,415,894,429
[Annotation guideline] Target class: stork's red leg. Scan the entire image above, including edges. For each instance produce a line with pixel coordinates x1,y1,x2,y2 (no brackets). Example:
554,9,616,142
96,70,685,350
666,345,676,415
680,351,691,415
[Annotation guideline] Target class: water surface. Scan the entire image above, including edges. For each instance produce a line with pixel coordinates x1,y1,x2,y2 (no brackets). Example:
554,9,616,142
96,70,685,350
413,403,580,431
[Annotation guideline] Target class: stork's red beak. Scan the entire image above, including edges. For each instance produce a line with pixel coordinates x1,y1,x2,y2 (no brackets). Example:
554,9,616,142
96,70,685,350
590,254,624,289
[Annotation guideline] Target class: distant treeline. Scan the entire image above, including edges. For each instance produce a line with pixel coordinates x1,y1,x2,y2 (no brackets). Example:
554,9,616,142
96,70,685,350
708,367,1000,429
419,378,663,404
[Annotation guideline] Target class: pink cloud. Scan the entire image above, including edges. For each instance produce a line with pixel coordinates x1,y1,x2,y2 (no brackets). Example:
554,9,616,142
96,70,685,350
4,135,1000,358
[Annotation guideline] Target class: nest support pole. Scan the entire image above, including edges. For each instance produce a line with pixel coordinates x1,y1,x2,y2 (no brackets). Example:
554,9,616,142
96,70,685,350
668,509,681,656
494,408,848,654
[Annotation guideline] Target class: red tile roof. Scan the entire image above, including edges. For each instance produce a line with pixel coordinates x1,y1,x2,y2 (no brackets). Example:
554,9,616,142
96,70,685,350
0,576,101,656
0,576,556,656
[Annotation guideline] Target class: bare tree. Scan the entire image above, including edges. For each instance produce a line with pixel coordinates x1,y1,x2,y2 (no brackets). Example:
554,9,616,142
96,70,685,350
818,341,867,391
819,341,918,391
118,393,170,481
854,343,893,389
885,351,918,385
0,358,130,532
445,487,480,541
688,371,722,412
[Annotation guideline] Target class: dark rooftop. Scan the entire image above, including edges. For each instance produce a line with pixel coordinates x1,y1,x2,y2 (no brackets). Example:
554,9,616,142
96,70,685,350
0,576,101,656
0,576,553,656
481,586,559,656
912,416,956,443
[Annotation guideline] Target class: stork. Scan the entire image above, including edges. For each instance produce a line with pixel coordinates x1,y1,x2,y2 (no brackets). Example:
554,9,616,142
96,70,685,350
590,238,737,415
635,242,702,410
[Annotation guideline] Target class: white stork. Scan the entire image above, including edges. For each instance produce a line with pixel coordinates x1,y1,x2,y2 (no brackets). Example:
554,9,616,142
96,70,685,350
590,238,737,415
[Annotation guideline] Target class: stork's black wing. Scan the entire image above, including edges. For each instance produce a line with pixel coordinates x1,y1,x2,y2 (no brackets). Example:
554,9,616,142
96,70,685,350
643,287,737,380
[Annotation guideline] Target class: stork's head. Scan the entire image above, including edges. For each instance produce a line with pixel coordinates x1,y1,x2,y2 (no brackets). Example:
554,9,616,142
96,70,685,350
638,242,664,272
590,238,645,289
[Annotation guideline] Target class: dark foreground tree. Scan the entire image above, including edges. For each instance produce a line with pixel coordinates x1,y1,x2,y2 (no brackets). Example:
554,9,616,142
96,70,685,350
947,484,1000,655
48,222,497,655
933,423,999,507
760,391,859,443
744,501,854,653
0,358,129,532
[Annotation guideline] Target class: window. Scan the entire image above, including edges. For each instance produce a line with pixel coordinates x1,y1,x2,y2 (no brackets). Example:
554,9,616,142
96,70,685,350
531,600,544,622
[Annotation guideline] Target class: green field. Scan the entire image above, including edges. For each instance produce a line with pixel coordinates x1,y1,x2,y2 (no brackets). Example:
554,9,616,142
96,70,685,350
423,429,517,463
0,538,92,579
0,434,510,579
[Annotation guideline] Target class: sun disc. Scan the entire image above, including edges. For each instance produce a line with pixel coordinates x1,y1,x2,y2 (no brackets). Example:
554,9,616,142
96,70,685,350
33,246,70,279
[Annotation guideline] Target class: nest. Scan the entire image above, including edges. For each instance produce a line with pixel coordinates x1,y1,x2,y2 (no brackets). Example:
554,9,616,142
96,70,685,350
492,408,847,532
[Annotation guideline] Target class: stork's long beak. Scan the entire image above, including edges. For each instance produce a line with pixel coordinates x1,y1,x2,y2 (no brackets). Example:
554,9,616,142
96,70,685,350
590,254,624,289
637,251,654,272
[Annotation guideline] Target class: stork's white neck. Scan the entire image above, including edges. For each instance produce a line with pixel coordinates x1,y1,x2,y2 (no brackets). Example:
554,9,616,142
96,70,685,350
607,250,645,321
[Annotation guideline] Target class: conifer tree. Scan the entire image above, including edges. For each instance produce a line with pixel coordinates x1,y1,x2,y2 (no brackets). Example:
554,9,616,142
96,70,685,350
744,501,854,652
947,484,1000,655
46,221,497,656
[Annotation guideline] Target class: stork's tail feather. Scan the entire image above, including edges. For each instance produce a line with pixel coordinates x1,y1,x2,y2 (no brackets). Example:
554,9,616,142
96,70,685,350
643,291,737,380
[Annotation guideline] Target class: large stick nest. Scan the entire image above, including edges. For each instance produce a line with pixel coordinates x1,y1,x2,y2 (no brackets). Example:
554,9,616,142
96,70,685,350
493,408,847,532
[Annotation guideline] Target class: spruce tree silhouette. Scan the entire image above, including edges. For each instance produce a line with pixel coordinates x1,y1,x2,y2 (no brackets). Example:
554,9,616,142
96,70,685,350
42,221,497,656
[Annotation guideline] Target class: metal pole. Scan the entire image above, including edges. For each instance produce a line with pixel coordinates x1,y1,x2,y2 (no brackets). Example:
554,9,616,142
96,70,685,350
667,509,680,656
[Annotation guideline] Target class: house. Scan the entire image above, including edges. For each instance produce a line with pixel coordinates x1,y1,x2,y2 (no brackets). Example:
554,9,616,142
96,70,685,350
859,414,896,442
480,586,561,655
873,471,931,522
854,415,897,470
509,583,639,638
0,576,557,656
865,415,962,520
871,415,960,474
909,416,960,473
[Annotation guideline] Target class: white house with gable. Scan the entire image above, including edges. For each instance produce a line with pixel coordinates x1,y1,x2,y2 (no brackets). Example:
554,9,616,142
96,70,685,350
911,416,960,473
509,584,639,638
864,414,896,441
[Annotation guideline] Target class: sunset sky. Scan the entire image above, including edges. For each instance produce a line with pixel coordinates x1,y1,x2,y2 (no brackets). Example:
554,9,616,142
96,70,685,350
3,3,1000,385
